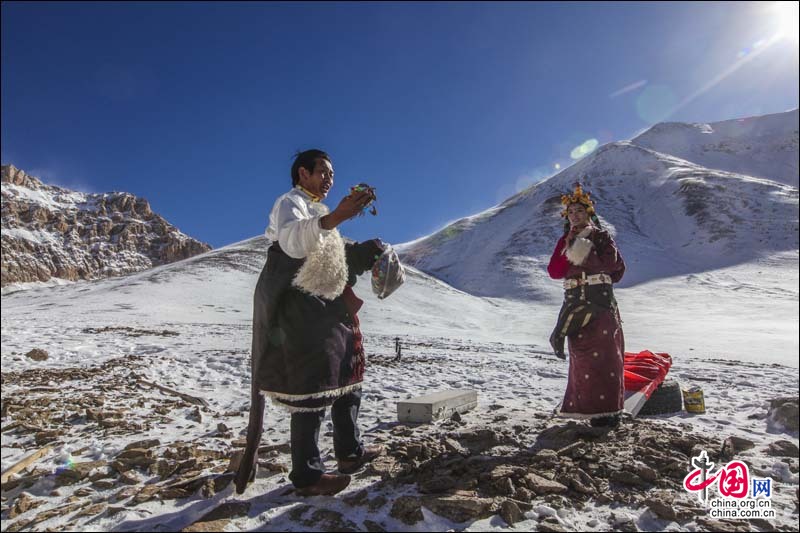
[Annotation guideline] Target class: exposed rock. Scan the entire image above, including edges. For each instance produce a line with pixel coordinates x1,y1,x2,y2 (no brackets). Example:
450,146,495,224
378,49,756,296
514,486,533,502
721,436,756,458
92,479,116,490
73,502,107,519
182,519,232,532
115,447,156,467
28,502,85,526
767,397,799,432
609,511,638,532
644,497,677,521
1,164,211,287
112,486,138,502
118,470,141,485
304,508,359,531
610,469,649,487
538,521,568,532
635,464,658,482
213,472,234,493
499,499,523,526
567,474,595,495
257,442,292,455
368,495,388,511
443,437,470,456
55,460,109,485
187,406,203,423
422,493,495,523
390,496,423,525
73,487,95,497
419,475,457,494
8,493,45,519
524,472,568,495
5,518,34,533
455,428,502,453
256,460,289,474
532,448,559,467
367,455,401,478
695,517,752,532
287,504,313,521
197,501,251,522
493,476,516,496
124,438,160,451
34,429,61,445
343,489,370,507
486,464,525,481
24,349,49,361
766,440,799,457
362,519,387,532
132,483,162,505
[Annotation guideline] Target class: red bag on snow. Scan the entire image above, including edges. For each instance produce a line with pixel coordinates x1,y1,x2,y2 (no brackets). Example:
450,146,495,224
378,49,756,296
623,350,672,398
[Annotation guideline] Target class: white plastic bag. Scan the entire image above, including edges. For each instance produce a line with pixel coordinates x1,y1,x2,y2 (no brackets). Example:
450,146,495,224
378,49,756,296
371,244,405,299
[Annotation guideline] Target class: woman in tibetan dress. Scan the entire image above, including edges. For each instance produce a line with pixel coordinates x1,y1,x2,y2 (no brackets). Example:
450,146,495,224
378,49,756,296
547,184,626,427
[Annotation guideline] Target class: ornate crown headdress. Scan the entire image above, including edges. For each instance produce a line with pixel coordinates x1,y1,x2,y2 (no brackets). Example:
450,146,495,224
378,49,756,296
560,182,595,217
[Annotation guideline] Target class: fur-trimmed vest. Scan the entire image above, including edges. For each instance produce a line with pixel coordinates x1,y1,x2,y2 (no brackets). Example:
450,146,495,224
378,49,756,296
254,236,382,410
235,236,382,494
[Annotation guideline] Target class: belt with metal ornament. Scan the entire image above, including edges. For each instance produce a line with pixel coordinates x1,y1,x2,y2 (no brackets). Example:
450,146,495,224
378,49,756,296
563,273,613,290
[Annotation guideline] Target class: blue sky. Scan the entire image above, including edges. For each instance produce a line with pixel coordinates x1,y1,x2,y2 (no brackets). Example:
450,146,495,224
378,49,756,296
2,1,798,248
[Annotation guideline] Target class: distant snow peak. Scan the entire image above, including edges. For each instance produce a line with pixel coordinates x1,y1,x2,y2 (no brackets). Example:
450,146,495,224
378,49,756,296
633,109,799,187
399,109,799,298
1,164,211,287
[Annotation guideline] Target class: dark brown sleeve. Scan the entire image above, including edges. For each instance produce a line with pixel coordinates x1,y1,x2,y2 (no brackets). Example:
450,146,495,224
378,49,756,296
345,239,386,285
583,231,626,282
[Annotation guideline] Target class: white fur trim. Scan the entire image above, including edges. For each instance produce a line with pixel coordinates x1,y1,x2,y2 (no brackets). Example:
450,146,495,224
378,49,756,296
269,402,326,414
292,229,348,299
260,382,363,402
565,227,594,266
260,383,363,413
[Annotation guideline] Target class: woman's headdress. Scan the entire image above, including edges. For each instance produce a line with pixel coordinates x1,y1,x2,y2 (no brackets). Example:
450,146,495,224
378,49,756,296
560,182,595,218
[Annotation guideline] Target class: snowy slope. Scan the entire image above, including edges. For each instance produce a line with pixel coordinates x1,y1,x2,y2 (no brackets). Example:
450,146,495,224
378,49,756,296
398,141,798,300
3,235,795,370
632,109,799,187
1,236,798,533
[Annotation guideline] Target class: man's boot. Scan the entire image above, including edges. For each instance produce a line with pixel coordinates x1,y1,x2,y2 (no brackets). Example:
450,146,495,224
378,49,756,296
295,473,351,497
337,445,385,475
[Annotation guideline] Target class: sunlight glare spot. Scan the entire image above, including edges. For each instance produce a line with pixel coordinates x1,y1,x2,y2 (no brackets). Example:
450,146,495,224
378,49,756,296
773,1,800,42
570,139,599,160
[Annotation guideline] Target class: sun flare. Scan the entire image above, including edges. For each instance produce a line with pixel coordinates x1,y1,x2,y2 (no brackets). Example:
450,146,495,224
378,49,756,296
773,1,799,42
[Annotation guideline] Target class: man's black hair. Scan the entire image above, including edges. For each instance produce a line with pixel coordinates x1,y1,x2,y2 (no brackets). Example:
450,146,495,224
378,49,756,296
291,149,331,186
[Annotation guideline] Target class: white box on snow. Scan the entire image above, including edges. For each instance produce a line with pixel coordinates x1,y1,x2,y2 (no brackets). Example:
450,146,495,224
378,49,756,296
397,389,478,423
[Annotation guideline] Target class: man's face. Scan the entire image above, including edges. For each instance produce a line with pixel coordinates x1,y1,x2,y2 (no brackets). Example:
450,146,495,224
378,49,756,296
567,203,589,227
299,158,334,199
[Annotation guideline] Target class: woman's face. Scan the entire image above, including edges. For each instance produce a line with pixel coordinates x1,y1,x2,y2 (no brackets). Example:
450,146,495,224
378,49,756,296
567,203,589,228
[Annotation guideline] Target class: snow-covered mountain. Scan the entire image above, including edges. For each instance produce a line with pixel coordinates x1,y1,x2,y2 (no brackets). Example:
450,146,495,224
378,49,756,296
398,111,799,300
1,164,211,288
632,109,799,187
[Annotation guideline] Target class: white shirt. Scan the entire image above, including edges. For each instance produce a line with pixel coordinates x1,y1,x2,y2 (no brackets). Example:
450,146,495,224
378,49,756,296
265,187,332,259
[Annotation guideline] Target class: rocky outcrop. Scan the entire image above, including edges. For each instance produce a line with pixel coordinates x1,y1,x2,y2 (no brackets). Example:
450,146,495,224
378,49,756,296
1,165,211,286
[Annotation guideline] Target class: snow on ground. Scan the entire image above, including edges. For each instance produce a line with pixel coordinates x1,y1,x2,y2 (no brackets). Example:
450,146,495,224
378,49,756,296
1,237,798,532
